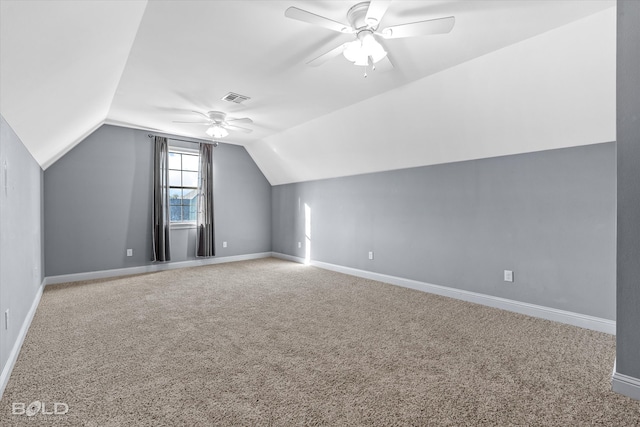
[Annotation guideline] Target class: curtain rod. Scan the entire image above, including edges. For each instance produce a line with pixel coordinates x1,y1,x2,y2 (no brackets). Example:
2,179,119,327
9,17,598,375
147,133,219,147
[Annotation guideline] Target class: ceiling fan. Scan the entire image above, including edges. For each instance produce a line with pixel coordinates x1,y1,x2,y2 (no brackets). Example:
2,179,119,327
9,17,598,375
173,111,253,139
285,0,455,75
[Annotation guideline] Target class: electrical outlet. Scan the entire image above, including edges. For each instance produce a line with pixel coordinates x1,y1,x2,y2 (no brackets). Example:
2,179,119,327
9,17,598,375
368,251,374,260
126,249,133,257
222,241,227,248
298,242,301,248
504,270,514,282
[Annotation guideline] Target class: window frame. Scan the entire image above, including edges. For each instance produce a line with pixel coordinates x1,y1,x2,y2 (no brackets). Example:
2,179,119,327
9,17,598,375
168,146,200,228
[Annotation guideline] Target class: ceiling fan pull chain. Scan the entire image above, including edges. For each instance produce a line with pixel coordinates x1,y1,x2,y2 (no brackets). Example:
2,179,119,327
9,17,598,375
363,56,371,78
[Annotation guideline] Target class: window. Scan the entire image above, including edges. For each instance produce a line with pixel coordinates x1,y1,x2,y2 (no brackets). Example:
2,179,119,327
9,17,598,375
168,150,199,223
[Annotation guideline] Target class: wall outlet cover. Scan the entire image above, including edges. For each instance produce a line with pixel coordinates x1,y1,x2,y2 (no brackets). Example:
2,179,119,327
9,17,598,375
504,270,514,282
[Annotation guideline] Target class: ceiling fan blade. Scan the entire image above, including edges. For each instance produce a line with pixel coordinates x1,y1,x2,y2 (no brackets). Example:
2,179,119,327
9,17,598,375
379,16,455,39
173,120,210,124
191,111,212,120
224,124,253,133
307,43,349,67
226,117,253,124
365,0,392,28
285,7,352,34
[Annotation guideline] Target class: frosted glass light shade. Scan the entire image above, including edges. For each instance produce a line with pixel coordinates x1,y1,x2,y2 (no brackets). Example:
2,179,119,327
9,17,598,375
343,32,387,65
206,126,228,139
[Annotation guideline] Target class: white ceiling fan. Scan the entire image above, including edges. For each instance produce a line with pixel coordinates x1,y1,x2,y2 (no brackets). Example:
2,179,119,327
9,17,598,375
285,0,455,75
173,111,253,139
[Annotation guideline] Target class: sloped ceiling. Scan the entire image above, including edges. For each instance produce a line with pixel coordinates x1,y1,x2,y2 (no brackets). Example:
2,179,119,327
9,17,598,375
0,0,615,183
253,7,616,183
0,0,147,168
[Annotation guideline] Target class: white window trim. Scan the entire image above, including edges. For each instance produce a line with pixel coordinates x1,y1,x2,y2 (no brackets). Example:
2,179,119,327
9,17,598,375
169,145,199,155
171,222,197,230
169,145,199,227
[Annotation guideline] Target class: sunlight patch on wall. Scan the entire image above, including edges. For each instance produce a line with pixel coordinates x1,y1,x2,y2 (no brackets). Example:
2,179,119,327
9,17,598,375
304,203,311,265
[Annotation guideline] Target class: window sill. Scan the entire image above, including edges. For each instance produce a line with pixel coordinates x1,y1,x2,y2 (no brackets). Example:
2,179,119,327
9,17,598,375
171,222,197,230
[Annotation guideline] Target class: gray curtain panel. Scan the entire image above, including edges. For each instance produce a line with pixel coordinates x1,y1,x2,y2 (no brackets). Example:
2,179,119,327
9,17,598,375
196,143,215,257
151,136,171,262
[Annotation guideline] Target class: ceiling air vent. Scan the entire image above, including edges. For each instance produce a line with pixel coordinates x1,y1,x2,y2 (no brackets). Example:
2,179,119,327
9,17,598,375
221,92,251,104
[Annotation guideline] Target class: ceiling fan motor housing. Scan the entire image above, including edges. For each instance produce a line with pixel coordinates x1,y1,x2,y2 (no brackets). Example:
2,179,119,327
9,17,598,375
207,111,227,124
347,2,376,30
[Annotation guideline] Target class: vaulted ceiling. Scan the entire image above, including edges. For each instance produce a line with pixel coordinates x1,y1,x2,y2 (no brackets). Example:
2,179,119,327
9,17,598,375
0,0,615,184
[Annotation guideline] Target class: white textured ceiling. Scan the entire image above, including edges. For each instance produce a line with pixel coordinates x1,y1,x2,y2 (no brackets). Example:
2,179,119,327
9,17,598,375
0,0,615,183
0,0,147,167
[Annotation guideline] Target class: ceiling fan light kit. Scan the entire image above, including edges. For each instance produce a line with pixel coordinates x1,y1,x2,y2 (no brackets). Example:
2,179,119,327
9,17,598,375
205,125,229,139
342,30,387,66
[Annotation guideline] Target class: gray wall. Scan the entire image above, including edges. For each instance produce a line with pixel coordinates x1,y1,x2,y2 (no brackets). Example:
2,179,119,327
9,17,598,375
0,115,44,380
616,0,640,379
273,142,616,320
44,125,271,276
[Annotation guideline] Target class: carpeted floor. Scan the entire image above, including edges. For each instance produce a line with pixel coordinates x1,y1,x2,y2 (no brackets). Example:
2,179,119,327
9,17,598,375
1,258,638,426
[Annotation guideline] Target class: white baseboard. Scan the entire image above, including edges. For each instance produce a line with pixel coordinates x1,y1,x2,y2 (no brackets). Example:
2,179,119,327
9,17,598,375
45,252,273,286
271,252,616,335
271,252,303,264
0,279,45,399
612,370,640,401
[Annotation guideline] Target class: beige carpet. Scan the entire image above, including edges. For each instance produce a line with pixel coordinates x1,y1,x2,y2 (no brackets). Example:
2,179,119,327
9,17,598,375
1,258,638,426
